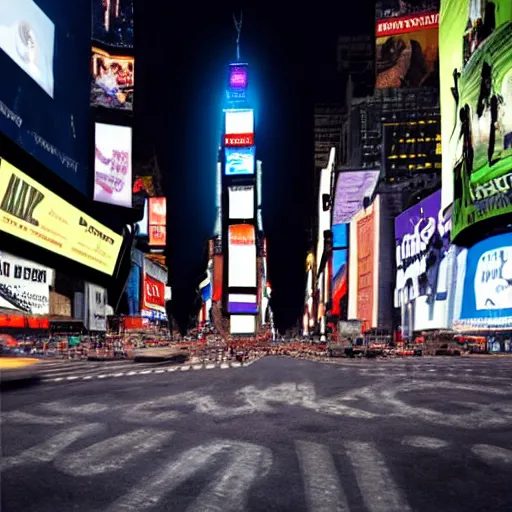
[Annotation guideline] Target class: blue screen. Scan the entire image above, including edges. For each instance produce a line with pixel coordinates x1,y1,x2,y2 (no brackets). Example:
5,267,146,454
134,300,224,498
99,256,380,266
0,0,91,193
225,146,255,176
332,223,348,248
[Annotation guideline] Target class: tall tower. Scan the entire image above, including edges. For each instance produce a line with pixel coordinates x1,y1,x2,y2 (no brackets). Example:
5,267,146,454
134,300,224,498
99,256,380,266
199,14,271,338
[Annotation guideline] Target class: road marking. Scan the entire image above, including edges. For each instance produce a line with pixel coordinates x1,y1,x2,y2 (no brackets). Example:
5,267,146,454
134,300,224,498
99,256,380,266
126,371,137,376
97,375,108,379
206,364,216,369
113,373,125,377
401,436,449,450
66,376,79,380
154,369,165,374
138,370,152,375
471,444,512,465
296,440,349,512
345,441,412,512
55,429,174,476
231,362,241,368
1,411,70,425
180,366,190,372
193,365,203,370
220,363,230,369
167,367,178,372
83,376,93,380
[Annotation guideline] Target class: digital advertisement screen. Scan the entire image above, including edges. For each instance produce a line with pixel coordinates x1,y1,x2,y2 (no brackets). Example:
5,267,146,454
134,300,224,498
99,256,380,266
229,64,248,89
394,189,451,330
224,147,255,176
149,197,166,225
149,225,166,246
224,133,255,147
228,293,258,314
230,314,256,335
454,233,512,330
316,165,334,269
228,186,254,219
213,255,223,301
332,223,348,249
91,47,134,111
0,0,91,192
440,0,512,239
332,249,348,317
333,170,380,225
0,158,123,275
376,11,439,89
94,123,132,208
228,224,256,288
225,109,254,135
143,273,165,313
0,251,53,315
136,198,148,236
92,0,134,48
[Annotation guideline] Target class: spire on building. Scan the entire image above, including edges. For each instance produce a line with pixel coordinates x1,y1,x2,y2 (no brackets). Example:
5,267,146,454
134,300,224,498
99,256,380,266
233,11,243,61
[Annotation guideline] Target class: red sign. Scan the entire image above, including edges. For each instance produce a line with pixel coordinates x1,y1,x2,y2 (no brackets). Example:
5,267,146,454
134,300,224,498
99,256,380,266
143,274,165,311
224,133,254,147
123,316,149,330
149,197,166,225
376,11,439,37
0,314,49,329
149,225,166,246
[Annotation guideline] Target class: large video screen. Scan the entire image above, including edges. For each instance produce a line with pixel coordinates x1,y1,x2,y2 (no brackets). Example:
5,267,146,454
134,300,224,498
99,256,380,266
454,233,512,330
230,314,256,335
94,123,132,208
91,0,133,48
0,0,91,192
225,109,254,135
332,223,348,249
0,158,123,275
225,147,255,176
332,249,348,316
333,170,380,225
376,10,439,89
137,198,148,237
228,186,254,219
228,293,258,314
440,0,512,239
228,224,256,288
90,47,134,111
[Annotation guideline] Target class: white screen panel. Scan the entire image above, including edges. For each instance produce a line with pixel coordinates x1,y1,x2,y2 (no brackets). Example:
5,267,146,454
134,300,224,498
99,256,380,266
230,315,256,335
228,225,257,288
229,186,254,219
225,109,254,135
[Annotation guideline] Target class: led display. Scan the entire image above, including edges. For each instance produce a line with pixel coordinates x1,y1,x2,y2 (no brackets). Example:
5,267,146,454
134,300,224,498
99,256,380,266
224,147,255,176
376,10,439,89
228,224,256,288
332,223,348,249
229,64,248,89
0,0,91,192
92,0,134,48
440,0,512,238
90,47,134,111
454,233,512,330
136,198,148,236
333,170,380,225
230,314,256,335
228,186,254,219
224,133,255,147
0,158,123,276
228,293,258,314
149,225,166,246
224,109,254,135
148,197,166,247
94,123,132,207
332,249,348,317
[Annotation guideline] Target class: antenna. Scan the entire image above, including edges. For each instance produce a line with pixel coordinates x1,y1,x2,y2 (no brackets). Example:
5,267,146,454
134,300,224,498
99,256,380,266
233,11,243,61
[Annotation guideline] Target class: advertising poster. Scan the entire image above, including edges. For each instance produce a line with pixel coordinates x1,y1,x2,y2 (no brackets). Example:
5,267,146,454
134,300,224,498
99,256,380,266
213,255,223,301
125,263,140,316
0,158,123,275
0,251,53,314
333,170,380,225
332,223,348,249
455,233,512,330
149,225,166,246
94,123,132,208
228,186,254,218
356,210,375,332
149,197,166,225
0,0,91,192
90,47,134,111
226,63,248,102
225,147,255,176
228,224,256,288
84,282,107,332
224,109,254,135
376,10,439,89
228,293,258,314
332,249,348,317
230,314,256,335
91,0,133,48
440,0,512,237
394,190,452,330
143,273,166,313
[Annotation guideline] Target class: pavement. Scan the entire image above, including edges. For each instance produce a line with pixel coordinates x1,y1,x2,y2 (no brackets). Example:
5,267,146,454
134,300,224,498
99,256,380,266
2,356,512,512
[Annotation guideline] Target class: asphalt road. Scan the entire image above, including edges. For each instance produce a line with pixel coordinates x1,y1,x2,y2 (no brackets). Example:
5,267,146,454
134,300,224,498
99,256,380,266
2,356,512,512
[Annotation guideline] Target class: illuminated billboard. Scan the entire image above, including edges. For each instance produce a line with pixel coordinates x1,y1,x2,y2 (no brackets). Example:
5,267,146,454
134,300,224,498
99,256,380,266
228,186,254,219
148,197,166,247
142,273,166,313
0,0,90,192
333,170,380,225
0,158,123,276
440,0,512,238
332,249,348,317
137,199,148,237
394,190,452,331
376,11,439,89
224,147,255,176
454,233,512,331
94,123,132,208
229,64,248,89
228,293,258,314
92,0,134,48
224,134,255,147
91,47,134,111
228,224,256,288
225,109,254,135
230,314,256,335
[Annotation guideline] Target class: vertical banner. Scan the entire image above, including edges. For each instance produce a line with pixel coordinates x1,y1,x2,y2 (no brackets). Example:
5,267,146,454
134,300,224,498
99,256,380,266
356,209,375,332
126,264,141,316
85,283,107,332
148,197,167,246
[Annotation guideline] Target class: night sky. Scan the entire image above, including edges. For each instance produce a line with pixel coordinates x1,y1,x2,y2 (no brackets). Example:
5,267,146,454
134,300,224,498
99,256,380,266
134,3,374,332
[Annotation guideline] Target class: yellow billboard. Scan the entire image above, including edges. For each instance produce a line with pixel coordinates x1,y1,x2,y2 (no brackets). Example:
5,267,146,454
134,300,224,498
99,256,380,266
0,159,123,276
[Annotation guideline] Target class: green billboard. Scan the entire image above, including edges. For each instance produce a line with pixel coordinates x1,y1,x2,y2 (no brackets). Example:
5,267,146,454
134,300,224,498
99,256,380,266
440,0,512,240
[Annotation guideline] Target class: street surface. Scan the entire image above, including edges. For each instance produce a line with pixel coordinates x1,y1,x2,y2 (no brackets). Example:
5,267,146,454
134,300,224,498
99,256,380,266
2,356,512,511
